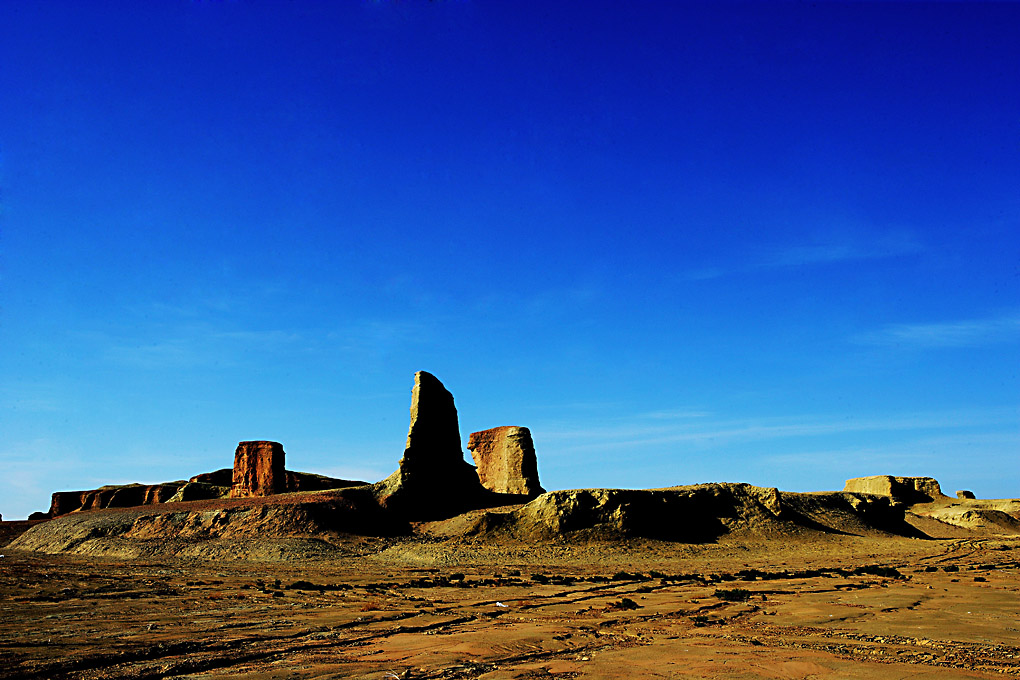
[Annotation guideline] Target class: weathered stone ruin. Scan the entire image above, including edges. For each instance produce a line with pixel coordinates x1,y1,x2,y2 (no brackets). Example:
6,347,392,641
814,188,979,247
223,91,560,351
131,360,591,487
467,426,545,497
843,475,946,504
230,440,287,498
372,371,487,517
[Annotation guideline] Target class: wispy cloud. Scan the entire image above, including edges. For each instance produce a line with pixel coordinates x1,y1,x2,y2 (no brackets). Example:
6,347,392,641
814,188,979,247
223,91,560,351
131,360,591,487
87,316,435,370
537,407,1017,454
764,431,1020,469
325,320,432,353
686,231,921,280
640,409,712,420
100,328,305,369
855,312,1020,348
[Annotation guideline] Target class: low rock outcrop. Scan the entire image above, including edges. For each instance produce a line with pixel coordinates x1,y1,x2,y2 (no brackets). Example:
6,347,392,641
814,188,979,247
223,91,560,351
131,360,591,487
843,476,946,504
47,465,366,517
49,482,189,517
372,371,487,518
166,482,230,504
231,441,287,498
10,493,408,560
190,469,233,486
467,426,544,496
468,484,917,542
957,490,976,499
194,467,363,494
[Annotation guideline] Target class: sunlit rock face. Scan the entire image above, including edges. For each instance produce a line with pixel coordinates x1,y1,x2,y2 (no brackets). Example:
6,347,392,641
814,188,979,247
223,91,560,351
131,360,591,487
230,441,287,498
468,426,544,497
843,475,946,504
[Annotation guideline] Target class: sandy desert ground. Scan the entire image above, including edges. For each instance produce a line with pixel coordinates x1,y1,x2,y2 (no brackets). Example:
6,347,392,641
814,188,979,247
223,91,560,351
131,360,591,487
2,521,1019,680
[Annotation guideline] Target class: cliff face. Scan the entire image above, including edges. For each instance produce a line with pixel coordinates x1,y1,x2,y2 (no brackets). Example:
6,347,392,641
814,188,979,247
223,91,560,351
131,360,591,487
48,466,365,517
49,483,190,517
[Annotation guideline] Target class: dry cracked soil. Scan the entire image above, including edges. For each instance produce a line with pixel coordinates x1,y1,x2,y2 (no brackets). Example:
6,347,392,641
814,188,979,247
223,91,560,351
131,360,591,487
2,529,1019,679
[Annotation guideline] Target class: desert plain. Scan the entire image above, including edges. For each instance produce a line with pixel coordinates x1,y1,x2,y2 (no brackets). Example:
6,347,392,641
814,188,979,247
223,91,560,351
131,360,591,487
2,373,1018,679
2,509,1019,680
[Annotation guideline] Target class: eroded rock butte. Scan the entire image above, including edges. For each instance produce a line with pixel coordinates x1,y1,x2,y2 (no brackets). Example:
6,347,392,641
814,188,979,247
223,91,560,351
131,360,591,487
843,475,947,504
468,426,544,497
231,441,287,498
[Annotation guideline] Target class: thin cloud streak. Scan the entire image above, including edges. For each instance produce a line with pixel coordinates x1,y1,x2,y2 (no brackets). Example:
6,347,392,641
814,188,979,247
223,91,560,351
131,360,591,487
856,313,1020,348
640,409,713,420
538,407,1017,453
686,232,921,281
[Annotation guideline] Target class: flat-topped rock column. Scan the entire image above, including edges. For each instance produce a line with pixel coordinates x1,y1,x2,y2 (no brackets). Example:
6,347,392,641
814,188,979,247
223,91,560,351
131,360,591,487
468,426,544,497
231,440,286,498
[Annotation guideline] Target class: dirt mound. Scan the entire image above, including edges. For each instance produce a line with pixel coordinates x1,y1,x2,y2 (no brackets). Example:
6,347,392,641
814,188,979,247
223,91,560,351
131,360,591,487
0,519,48,548
466,483,920,542
912,498,1020,536
926,508,1020,534
8,488,405,560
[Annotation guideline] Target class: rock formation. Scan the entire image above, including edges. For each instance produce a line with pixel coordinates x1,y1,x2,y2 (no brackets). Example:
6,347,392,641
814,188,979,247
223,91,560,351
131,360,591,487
467,426,544,496
166,482,230,504
49,482,189,517
190,469,233,486
843,476,946,504
372,371,487,517
230,441,287,498
286,470,366,492
468,483,917,542
957,490,976,499
45,459,366,517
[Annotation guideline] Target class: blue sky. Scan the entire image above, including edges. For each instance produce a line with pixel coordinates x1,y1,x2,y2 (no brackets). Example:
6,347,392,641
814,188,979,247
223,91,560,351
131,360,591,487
1,2,1017,519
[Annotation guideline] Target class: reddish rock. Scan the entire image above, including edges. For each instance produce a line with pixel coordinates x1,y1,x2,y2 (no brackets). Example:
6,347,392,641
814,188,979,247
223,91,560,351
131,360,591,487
467,426,545,497
230,441,287,498
48,482,188,516
49,491,87,517
142,483,186,505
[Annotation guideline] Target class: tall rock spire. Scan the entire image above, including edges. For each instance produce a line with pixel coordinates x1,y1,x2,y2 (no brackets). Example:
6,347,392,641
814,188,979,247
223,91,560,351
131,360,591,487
372,371,487,517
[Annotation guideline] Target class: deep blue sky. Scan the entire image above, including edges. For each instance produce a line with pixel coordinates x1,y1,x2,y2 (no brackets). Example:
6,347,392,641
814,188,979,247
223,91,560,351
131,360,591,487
2,2,1018,519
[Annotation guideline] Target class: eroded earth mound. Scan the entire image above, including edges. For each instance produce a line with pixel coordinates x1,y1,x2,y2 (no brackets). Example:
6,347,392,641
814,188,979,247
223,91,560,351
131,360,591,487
466,483,920,542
